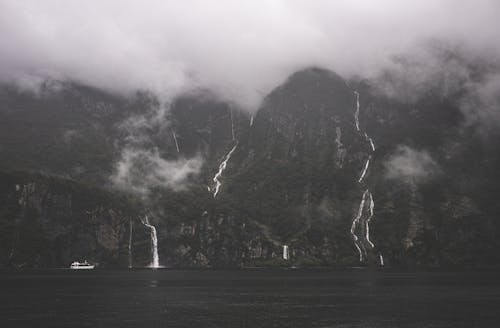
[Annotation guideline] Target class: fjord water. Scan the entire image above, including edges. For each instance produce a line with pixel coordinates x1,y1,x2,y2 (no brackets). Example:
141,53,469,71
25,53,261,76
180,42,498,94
1,269,499,327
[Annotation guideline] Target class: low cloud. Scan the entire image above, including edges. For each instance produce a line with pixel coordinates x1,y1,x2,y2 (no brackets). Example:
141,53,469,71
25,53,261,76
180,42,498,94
111,147,202,196
111,99,203,195
371,43,474,103
369,41,500,132
1,1,500,110
460,72,500,131
384,146,439,183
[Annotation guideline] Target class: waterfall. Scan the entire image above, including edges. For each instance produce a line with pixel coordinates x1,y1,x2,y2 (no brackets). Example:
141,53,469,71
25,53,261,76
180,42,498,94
350,90,378,263
140,215,159,268
365,133,375,151
250,115,254,126
171,129,180,153
358,157,371,183
282,245,290,260
351,189,369,262
365,192,375,248
353,242,363,262
212,143,238,197
379,253,385,266
354,91,361,131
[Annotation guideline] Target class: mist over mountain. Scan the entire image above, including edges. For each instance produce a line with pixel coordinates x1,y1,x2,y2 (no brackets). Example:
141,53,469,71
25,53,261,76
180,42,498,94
0,1,499,268
1,1,500,109
1,62,499,268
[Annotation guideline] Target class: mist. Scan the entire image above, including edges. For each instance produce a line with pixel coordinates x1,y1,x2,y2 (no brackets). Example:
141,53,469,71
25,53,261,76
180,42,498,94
111,147,202,195
384,146,440,184
1,0,500,110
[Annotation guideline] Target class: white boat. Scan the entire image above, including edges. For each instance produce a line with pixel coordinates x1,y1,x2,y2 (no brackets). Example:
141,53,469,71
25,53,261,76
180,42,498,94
70,260,95,270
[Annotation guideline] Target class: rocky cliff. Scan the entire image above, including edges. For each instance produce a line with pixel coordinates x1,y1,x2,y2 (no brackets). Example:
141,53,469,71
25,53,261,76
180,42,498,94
1,67,499,268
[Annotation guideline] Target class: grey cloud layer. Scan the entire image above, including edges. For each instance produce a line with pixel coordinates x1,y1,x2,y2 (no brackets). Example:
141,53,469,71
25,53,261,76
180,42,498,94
384,146,440,183
111,147,203,195
1,0,500,109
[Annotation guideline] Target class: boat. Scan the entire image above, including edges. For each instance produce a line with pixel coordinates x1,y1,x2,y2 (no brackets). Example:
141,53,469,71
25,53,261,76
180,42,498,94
70,260,95,270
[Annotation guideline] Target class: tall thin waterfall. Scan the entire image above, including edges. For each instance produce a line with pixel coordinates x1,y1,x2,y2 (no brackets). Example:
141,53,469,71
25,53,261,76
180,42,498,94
140,215,159,268
350,90,381,263
171,129,180,153
212,143,238,197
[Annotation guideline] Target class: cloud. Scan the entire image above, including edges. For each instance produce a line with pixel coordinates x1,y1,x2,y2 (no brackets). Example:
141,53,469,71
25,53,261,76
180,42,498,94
366,40,500,131
1,0,499,110
111,97,203,195
460,72,500,130
111,147,203,195
370,42,474,102
384,146,439,183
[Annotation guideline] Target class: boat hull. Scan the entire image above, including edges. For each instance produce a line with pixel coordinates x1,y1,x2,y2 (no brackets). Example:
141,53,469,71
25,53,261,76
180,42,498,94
70,265,95,270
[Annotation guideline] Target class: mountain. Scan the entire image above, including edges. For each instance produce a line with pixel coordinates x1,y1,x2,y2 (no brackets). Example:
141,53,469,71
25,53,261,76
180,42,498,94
0,67,499,268
0,171,143,267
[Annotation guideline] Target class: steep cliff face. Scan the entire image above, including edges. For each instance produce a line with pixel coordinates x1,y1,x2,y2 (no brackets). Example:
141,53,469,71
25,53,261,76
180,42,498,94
216,67,500,267
360,83,500,267
0,171,146,267
1,67,499,268
166,92,251,192
0,171,285,268
220,68,375,265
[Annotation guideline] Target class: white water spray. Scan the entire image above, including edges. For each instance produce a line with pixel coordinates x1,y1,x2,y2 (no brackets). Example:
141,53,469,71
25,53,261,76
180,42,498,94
365,133,376,152
250,115,254,126
351,189,369,262
358,157,370,183
354,91,360,131
140,215,159,268
213,143,238,197
379,253,385,266
282,245,290,260
350,90,379,263
171,129,180,153
365,192,375,248
353,243,363,262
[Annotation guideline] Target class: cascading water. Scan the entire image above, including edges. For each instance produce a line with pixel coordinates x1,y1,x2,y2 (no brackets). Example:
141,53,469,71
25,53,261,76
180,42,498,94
212,143,238,197
379,253,385,267
350,90,380,264
358,157,371,183
140,215,159,268
351,189,369,262
365,192,375,248
171,129,180,153
354,91,361,131
211,107,239,197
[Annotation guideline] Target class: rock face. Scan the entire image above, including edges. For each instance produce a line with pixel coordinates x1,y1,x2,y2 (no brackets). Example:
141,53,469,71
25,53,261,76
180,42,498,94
0,171,144,267
225,68,373,265
0,67,499,268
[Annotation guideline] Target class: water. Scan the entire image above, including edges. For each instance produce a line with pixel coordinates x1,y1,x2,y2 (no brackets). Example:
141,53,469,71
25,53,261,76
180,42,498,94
139,215,160,268
212,143,238,198
1,268,499,327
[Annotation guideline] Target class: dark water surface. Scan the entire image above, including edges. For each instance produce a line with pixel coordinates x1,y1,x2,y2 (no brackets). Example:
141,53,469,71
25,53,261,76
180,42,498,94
1,268,499,327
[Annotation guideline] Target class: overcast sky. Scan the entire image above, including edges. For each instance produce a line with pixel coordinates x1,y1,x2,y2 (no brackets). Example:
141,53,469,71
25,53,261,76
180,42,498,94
1,0,499,109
